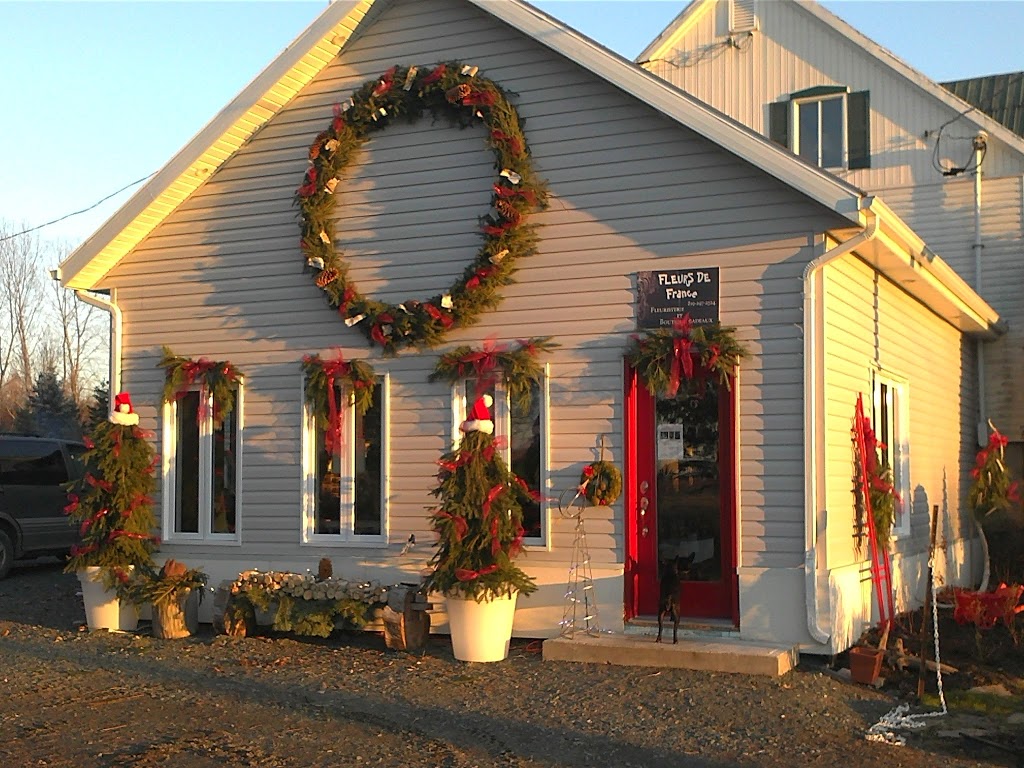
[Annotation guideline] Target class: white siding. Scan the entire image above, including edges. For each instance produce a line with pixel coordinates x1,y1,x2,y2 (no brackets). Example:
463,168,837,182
822,254,975,599
100,0,849,607
645,0,1024,187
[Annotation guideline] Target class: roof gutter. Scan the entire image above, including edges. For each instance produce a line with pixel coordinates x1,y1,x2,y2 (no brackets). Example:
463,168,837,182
803,200,879,648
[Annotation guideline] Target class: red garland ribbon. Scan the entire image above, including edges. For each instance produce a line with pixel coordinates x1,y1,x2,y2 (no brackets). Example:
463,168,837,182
493,185,537,207
83,436,95,450
85,473,114,493
317,353,355,456
435,510,468,541
107,529,158,544
489,129,524,155
455,564,499,582
666,314,697,398
70,543,97,558
490,516,501,556
298,166,318,198
79,507,109,537
482,483,505,518
509,525,526,558
63,494,80,515
372,65,398,97
462,89,497,107
424,303,455,328
420,63,446,86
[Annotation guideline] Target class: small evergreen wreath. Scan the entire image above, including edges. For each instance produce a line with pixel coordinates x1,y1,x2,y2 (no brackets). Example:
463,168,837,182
580,461,622,507
301,352,377,455
296,61,548,355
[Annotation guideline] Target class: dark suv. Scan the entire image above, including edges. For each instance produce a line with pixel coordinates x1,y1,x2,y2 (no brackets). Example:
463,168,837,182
0,435,86,578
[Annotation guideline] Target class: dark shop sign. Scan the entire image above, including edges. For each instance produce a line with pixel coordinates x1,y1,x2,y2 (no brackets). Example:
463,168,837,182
636,268,720,329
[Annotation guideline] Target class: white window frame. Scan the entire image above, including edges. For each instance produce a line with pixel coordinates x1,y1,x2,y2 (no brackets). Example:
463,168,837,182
301,373,389,547
451,366,551,549
792,93,848,169
872,372,911,538
161,384,243,545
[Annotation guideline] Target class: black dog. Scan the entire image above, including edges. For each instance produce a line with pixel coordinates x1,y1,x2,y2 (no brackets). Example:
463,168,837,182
656,553,694,644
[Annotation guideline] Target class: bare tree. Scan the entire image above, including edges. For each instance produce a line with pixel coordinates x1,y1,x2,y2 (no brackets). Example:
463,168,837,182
47,242,102,409
0,225,45,389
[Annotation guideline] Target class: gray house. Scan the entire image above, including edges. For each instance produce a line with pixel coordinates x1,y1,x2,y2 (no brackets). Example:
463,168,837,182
58,0,998,654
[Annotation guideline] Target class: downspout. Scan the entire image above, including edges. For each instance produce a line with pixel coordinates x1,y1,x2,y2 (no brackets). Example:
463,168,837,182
972,132,987,445
803,203,879,647
73,289,122,419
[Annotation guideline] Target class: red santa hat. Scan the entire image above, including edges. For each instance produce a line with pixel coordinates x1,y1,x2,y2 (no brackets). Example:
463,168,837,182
109,391,140,426
460,393,494,435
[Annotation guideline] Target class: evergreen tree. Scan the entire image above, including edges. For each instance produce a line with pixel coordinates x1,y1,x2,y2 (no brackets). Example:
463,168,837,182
64,398,157,587
85,381,111,433
426,395,538,601
16,370,82,439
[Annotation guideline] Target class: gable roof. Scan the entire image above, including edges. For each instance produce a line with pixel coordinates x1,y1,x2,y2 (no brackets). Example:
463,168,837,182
58,0,868,291
638,0,1024,159
943,72,1024,138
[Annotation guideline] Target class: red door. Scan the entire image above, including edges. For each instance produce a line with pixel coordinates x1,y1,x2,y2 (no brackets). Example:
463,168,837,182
624,366,738,624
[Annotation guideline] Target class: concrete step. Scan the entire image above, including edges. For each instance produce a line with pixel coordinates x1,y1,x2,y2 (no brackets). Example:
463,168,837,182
542,633,799,677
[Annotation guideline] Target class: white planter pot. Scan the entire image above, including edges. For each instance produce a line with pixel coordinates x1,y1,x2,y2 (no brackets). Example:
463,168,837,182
445,591,518,662
78,567,139,632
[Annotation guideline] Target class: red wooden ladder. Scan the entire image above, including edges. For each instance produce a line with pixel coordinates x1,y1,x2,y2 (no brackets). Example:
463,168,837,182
854,393,895,628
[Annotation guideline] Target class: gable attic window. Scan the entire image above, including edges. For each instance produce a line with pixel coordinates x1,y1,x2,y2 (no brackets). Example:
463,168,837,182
768,86,871,170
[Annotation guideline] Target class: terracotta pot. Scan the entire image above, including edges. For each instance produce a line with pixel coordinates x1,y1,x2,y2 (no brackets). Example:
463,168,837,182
848,646,885,684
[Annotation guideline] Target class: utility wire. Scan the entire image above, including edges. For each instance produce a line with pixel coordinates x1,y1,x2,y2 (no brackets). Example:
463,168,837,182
0,173,155,244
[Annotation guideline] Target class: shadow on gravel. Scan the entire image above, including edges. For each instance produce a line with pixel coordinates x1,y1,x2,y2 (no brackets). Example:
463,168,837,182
0,561,79,631
4,633,738,768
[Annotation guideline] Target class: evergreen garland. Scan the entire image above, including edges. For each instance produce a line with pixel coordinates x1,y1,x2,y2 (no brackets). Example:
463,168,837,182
157,347,243,428
969,425,1020,521
63,417,159,589
295,61,548,355
627,314,746,398
580,460,623,506
123,558,208,608
429,337,556,411
426,430,539,602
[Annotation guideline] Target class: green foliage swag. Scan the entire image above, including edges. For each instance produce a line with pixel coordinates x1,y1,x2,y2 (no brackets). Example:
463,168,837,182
301,353,377,426
969,425,1020,522
124,558,208,608
64,419,159,588
426,430,539,602
429,336,556,411
295,61,548,355
627,314,746,398
158,347,242,428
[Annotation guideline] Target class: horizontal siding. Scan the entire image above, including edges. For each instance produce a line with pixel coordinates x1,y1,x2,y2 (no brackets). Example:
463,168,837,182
102,0,846,578
822,255,974,575
647,0,1024,187
876,176,1024,435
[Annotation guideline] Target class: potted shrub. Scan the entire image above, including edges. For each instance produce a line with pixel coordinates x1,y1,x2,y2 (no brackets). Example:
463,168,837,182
63,392,158,630
425,393,538,662
125,558,208,639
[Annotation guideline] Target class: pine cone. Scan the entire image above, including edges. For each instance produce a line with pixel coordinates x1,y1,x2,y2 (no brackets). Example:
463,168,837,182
316,268,339,287
445,84,472,104
308,131,329,160
495,199,522,226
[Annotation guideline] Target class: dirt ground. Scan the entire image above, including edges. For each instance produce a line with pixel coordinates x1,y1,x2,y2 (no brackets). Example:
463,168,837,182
0,560,1020,768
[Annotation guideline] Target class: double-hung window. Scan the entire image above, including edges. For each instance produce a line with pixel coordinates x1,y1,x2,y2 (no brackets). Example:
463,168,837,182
452,370,549,546
162,386,242,542
873,373,910,538
302,375,388,544
768,86,871,170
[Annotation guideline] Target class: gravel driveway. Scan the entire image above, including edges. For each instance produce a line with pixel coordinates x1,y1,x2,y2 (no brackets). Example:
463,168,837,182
0,561,1005,767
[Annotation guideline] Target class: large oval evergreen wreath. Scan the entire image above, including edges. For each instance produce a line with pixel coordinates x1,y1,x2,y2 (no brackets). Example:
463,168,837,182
296,62,548,355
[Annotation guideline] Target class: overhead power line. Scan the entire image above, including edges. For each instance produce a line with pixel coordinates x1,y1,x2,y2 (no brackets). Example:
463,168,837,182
0,173,155,244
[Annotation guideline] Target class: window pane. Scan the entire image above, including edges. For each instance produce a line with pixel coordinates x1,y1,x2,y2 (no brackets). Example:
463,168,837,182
353,382,383,536
175,391,200,533
212,393,237,534
798,101,819,164
510,381,542,539
315,387,343,535
820,97,844,167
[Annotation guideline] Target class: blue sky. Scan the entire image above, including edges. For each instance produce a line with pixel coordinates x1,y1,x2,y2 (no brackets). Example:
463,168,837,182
2,1,1023,248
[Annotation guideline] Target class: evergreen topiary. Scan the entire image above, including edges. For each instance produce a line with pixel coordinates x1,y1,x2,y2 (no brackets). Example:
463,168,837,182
63,393,158,589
